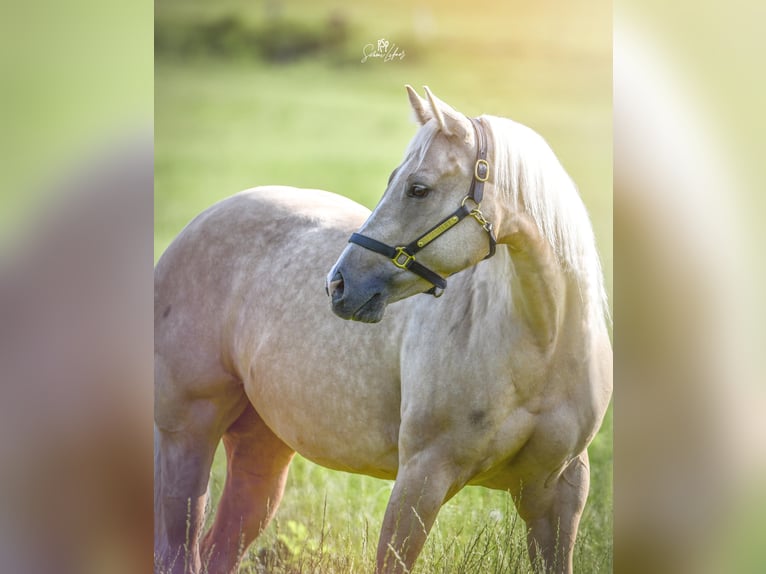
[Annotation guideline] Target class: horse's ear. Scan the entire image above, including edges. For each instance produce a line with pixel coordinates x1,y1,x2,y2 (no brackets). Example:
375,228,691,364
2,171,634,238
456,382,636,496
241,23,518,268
406,84,432,125
423,86,470,140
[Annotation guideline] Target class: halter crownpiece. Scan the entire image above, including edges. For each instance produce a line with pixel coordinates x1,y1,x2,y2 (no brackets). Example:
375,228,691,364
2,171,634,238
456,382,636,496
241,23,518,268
349,117,497,297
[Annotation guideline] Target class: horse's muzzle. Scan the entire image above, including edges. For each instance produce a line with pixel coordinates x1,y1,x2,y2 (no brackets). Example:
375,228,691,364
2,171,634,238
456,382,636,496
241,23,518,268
327,267,387,323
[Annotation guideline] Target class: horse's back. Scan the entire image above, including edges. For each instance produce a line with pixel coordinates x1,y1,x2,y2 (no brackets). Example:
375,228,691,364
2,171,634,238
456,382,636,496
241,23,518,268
158,186,367,267
156,186,365,308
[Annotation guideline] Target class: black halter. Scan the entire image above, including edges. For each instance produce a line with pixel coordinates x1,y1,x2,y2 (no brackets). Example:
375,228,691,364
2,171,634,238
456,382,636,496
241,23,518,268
348,117,497,297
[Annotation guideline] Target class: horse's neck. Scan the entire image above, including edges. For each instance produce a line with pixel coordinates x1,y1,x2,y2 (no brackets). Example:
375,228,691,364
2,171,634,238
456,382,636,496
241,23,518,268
500,214,573,350
484,119,606,350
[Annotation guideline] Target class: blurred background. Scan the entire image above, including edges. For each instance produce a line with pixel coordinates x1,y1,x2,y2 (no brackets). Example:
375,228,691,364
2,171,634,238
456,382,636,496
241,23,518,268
0,0,764,573
155,1,612,571
154,0,613,273
613,3,766,573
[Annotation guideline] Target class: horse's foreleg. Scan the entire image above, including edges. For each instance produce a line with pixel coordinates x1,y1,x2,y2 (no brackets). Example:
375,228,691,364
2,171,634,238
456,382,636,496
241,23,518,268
200,405,295,573
376,451,460,574
525,451,590,574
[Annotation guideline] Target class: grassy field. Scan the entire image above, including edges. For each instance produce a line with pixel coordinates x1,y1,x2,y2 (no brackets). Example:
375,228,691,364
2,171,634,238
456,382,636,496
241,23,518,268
156,1,612,571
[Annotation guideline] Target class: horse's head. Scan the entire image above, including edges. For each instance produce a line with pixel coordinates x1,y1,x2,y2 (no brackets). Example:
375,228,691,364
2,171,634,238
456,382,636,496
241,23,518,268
327,86,497,322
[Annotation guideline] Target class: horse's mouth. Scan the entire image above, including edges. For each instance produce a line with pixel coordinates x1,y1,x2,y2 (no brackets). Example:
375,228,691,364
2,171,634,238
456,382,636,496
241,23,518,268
351,293,386,323
331,292,386,323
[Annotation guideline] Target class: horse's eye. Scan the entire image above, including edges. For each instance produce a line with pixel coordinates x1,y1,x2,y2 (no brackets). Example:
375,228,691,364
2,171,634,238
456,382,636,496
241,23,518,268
407,184,430,198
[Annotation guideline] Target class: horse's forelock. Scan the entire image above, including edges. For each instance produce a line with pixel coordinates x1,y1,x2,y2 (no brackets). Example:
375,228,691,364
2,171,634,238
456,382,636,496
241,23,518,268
402,120,439,166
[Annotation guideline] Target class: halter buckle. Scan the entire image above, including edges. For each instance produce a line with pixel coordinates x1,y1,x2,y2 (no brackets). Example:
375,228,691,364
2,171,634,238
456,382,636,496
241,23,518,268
474,159,490,182
392,247,415,269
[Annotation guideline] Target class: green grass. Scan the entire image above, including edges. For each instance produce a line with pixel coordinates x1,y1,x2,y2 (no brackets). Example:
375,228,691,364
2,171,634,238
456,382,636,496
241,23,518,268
156,1,612,571
203,407,612,573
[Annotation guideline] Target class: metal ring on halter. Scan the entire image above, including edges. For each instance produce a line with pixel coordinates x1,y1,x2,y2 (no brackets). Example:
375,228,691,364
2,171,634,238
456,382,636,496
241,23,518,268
461,195,479,210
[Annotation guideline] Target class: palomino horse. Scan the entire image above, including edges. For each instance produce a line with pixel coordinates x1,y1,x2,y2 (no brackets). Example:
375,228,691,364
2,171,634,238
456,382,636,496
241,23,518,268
154,86,612,574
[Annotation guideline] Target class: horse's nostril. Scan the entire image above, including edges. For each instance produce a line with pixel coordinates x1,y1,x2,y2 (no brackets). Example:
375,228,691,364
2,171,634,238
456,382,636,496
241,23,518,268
329,270,345,301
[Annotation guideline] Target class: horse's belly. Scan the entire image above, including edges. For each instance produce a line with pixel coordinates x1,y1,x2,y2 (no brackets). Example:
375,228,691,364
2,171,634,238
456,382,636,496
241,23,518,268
243,349,402,480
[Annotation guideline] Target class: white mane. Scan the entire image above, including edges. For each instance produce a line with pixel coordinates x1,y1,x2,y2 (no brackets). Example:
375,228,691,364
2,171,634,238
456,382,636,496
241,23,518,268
482,115,610,322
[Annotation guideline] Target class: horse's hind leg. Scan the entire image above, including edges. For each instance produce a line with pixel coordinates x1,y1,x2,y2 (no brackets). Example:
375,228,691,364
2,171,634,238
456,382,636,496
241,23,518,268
201,404,295,574
154,358,248,574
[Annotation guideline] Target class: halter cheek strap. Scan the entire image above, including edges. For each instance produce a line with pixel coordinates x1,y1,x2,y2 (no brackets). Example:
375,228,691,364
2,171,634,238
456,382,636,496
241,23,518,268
348,117,497,297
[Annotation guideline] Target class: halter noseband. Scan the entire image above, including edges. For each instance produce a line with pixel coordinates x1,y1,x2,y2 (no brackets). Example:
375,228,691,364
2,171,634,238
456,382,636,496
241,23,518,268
348,117,497,297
